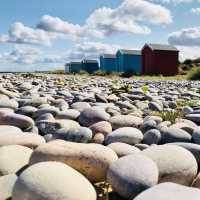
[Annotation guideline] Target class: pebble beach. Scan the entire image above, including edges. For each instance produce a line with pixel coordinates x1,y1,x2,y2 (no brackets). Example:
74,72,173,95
1,73,200,199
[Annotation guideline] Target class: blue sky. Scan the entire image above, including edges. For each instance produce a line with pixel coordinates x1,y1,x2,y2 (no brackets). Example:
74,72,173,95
0,0,200,71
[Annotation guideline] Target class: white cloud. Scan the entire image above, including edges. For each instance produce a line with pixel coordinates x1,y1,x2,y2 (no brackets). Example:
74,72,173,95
168,26,200,46
150,0,200,4
178,46,200,61
191,8,200,14
0,22,60,45
0,45,67,65
0,41,120,65
67,41,120,60
0,0,172,45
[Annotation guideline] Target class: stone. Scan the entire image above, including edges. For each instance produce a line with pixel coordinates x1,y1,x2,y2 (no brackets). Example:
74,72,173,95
134,182,200,200
109,115,143,130
149,102,162,111
12,162,96,200
89,121,112,136
36,119,80,135
57,109,80,120
142,145,198,185
107,142,140,157
0,174,17,200
105,127,143,145
54,127,93,143
134,143,149,150
33,106,60,118
167,142,200,167
143,129,161,145
29,140,118,183
161,128,191,143
141,120,157,133
185,114,200,125
0,145,33,176
144,116,163,124
192,128,200,144
0,125,22,134
0,99,19,110
92,133,105,144
107,154,158,199
170,122,197,134
192,173,200,188
71,102,91,112
16,106,38,118
0,132,45,148
0,113,34,130
79,107,110,127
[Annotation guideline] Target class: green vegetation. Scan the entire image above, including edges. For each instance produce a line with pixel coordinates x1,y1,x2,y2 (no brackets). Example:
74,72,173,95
141,85,149,94
188,68,200,80
78,70,89,75
151,110,184,124
176,99,200,108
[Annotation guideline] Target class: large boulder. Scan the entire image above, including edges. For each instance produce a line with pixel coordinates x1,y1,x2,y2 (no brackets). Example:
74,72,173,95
0,145,33,176
79,107,110,127
134,182,200,200
107,154,158,199
12,161,96,200
0,174,17,200
109,115,143,130
142,145,198,185
167,142,200,167
0,125,22,134
105,127,143,145
0,132,45,148
29,140,118,182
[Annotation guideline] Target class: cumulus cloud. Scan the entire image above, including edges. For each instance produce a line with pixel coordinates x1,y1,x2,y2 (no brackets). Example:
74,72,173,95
168,26,200,46
67,41,121,60
191,8,200,14
0,0,172,45
0,22,61,45
0,41,120,66
0,45,67,65
178,46,200,61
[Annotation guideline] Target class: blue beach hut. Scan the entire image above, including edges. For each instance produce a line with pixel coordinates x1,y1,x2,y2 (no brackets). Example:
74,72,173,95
69,62,83,73
116,49,142,74
100,54,117,73
82,59,99,74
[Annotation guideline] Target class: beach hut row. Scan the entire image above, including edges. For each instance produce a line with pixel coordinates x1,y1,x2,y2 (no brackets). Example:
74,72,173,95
65,59,99,74
65,43,179,76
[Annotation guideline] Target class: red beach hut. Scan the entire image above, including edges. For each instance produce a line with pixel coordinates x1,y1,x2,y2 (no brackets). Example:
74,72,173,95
142,43,179,76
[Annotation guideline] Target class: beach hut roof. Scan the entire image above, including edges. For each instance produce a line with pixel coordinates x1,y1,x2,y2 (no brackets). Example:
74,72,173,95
118,49,141,55
101,54,116,58
82,59,98,63
70,61,82,65
145,43,179,51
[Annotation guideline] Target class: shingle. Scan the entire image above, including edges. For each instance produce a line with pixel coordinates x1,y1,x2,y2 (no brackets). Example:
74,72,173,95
147,43,178,51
